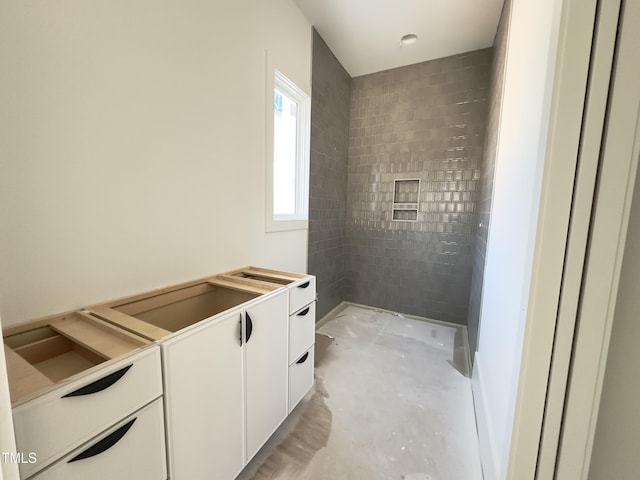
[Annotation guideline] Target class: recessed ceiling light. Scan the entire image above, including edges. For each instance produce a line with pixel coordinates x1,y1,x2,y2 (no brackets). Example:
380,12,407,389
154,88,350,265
400,33,419,46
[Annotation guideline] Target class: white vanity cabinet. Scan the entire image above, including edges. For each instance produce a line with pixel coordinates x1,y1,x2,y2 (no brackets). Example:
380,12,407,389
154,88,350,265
161,290,288,479
162,308,245,480
5,268,313,480
220,268,317,413
99,281,289,480
13,347,162,478
2,311,163,479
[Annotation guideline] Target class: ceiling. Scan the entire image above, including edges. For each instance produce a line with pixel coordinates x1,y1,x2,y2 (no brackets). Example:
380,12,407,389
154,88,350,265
294,0,505,77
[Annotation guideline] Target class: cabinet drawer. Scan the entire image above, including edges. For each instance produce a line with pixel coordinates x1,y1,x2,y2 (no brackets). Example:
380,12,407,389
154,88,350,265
289,302,316,365
288,348,314,413
32,398,166,480
289,277,315,314
14,346,162,478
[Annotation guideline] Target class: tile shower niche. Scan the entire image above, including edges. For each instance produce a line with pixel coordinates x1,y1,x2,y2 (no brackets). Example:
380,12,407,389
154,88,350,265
392,179,420,221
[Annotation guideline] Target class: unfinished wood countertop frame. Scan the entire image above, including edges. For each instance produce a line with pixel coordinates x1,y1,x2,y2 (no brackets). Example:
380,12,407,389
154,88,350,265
221,266,308,286
3,311,151,406
85,275,279,342
2,269,289,406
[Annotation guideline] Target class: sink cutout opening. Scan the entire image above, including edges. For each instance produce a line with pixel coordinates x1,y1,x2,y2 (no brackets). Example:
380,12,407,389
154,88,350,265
113,283,260,332
7,328,106,383
232,272,292,285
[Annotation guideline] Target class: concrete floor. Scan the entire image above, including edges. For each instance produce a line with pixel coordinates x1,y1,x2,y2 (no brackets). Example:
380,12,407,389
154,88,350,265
238,304,483,480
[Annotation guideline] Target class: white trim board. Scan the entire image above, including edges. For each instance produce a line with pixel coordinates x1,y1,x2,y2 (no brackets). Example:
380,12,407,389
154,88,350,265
536,0,622,476
554,0,640,476
506,0,601,477
472,353,499,480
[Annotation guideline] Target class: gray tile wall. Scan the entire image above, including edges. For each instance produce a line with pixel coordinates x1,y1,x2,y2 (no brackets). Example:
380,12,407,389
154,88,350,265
308,30,351,320
346,50,492,324
467,0,511,357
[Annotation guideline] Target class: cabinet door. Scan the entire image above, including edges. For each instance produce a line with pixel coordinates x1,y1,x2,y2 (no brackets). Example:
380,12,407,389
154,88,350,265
162,310,244,480
245,291,288,460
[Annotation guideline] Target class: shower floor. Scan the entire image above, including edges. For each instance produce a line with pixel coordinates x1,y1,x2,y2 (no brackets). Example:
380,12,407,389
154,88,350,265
238,304,483,480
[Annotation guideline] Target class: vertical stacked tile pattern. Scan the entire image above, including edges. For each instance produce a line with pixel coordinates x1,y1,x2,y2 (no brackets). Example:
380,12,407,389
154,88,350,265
467,0,511,358
308,30,351,320
346,50,492,324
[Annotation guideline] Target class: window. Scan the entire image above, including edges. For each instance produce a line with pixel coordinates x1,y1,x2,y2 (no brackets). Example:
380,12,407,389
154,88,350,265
266,69,310,232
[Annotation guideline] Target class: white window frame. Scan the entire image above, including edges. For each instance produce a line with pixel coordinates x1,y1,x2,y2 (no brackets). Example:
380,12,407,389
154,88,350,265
265,68,310,232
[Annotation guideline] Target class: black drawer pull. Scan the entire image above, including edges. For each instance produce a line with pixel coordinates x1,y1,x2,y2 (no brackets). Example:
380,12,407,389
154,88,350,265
298,281,310,289
68,418,136,463
246,313,253,343
296,352,309,364
62,365,132,398
296,307,310,316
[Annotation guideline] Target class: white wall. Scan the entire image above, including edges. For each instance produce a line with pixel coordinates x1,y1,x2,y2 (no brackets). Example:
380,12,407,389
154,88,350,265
0,0,312,326
472,0,563,478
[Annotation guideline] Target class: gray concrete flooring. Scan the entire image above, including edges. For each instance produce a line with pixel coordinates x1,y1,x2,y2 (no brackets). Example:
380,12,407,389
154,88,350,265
238,304,483,480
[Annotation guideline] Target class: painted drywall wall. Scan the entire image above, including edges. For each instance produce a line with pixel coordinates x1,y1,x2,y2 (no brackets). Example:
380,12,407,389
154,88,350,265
589,167,640,478
472,0,562,478
0,0,311,326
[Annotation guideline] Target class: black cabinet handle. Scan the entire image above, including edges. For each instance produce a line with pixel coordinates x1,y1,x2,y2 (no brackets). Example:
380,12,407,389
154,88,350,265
68,418,136,463
62,365,132,398
238,316,243,345
296,307,310,316
298,281,310,289
296,352,309,364
246,313,253,343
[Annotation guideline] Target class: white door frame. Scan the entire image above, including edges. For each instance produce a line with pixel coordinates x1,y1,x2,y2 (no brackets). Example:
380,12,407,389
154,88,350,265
505,0,640,476
489,0,602,477
477,0,638,477
553,0,640,476
507,0,640,477
536,0,622,476
0,315,19,479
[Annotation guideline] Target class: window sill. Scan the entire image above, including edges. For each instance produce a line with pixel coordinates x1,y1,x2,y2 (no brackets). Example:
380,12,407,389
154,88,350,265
265,219,308,233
